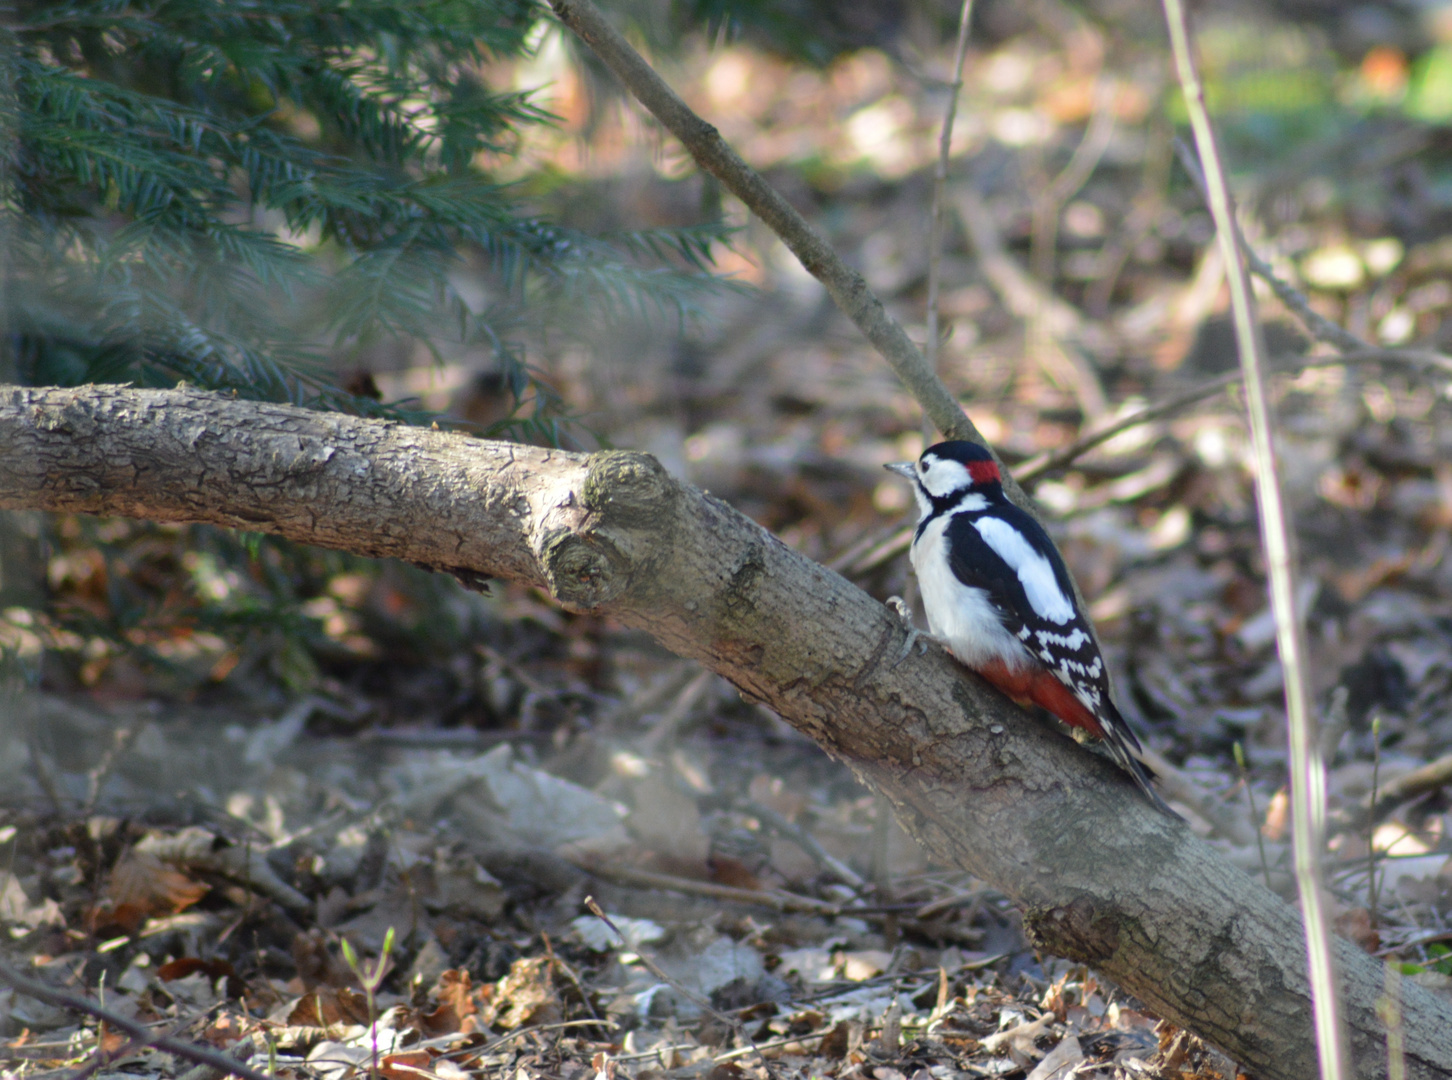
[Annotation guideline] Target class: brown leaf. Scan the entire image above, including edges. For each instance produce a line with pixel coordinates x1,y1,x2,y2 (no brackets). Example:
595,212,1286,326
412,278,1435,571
292,929,353,990
1261,788,1290,843
421,970,482,1036
819,1021,852,1059
379,1050,435,1080
706,854,762,891
90,850,208,933
1334,907,1381,953
286,986,371,1028
483,957,559,1031
157,957,236,984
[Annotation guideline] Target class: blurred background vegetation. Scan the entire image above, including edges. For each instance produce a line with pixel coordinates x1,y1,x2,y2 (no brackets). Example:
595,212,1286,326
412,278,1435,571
7,1,1452,986
3,0,1449,708
7,0,1452,714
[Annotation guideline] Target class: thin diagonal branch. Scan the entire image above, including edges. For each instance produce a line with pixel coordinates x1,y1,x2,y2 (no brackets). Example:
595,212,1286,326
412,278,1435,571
0,961,274,1080
1172,138,1366,355
1018,347,1452,483
546,0,977,446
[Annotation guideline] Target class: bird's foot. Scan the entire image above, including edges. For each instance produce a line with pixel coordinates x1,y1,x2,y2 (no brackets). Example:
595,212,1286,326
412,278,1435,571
886,596,932,667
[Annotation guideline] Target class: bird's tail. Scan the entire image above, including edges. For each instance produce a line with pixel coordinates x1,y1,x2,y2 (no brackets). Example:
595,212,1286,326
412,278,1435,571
1100,709,1180,819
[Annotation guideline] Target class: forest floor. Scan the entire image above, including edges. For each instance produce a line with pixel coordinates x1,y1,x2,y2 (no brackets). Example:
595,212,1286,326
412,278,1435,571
5,4,1452,1079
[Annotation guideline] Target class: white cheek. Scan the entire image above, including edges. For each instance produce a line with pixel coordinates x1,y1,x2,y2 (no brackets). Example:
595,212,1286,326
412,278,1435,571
918,458,973,498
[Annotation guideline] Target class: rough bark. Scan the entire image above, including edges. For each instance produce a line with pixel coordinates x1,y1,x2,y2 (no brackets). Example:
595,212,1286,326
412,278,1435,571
2,384,1449,1080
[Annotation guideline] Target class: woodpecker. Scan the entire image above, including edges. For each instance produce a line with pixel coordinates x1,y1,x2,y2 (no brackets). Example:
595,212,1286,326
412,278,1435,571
886,440,1173,815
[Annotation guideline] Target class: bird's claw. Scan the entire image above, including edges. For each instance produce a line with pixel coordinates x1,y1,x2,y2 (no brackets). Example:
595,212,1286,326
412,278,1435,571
886,596,929,667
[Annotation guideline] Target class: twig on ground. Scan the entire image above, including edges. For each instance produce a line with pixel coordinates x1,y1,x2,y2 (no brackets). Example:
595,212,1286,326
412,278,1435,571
438,1020,617,1062
63,1010,198,1080
25,733,65,812
745,799,866,889
924,0,977,400
713,1028,835,1062
639,667,715,755
584,897,776,1074
0,961,275,1080
1016,366,1245,484
175,1035,261,1080
1162,5,1349,1079
1086,122,1173,317
83,723,142,815
980,1013,1056,1054
547,0,976,446
1030,78,1118,288
541,931,603,1025
1017,346,1452,483
571,861,843,914
1374,928,1452,957
1349,749,1452,830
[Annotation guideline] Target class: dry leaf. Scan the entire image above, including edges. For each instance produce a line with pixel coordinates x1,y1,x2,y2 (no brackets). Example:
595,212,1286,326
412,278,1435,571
379,1049,435,1080
286,986,371,1028
483,957,560,1030
422,969,483,1035
90,849,208,933
1262,788,1289,843
1334,907,1381,953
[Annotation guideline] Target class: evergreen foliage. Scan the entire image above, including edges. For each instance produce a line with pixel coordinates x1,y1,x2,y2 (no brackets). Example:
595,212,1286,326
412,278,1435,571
3,0,734,432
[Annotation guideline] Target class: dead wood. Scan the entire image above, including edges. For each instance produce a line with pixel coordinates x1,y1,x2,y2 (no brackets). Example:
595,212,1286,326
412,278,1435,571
3,383,1451,1080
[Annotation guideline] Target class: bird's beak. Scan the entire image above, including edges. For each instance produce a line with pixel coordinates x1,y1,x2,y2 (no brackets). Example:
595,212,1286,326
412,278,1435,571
884,461,916,480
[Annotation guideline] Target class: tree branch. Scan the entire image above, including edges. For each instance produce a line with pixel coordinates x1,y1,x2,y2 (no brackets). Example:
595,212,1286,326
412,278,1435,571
546,0,977,448
3,383,1451,1079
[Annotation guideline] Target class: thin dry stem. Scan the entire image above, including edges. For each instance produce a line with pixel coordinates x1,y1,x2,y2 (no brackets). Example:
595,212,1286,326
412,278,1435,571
1161,4,1349,1079
1017,348,1452,484
924,0,976,390
1172,139,1367,355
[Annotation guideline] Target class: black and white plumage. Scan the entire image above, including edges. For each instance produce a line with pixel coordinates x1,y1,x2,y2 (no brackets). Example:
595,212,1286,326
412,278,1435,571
886,440,1172,814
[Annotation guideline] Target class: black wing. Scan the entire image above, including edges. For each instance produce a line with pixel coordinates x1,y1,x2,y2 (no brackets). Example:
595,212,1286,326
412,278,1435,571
942,504,1117,715
941,505,1078,634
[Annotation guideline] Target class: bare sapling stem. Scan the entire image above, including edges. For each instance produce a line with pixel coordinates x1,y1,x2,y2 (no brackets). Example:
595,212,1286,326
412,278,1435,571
925,0,977,394
1160,2,1349,1078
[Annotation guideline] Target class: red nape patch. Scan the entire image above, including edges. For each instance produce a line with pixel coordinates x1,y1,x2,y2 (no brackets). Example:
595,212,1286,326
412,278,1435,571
967,460,1001,485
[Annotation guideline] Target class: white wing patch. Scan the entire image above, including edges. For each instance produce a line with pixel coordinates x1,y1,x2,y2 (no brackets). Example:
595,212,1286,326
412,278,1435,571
972,516,1075,624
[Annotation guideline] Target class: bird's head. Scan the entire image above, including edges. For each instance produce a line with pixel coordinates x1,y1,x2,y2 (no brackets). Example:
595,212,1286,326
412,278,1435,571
885,440,1002,516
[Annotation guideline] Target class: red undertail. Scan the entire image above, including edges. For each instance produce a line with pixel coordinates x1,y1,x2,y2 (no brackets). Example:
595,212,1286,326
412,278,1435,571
974,656,1108,741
